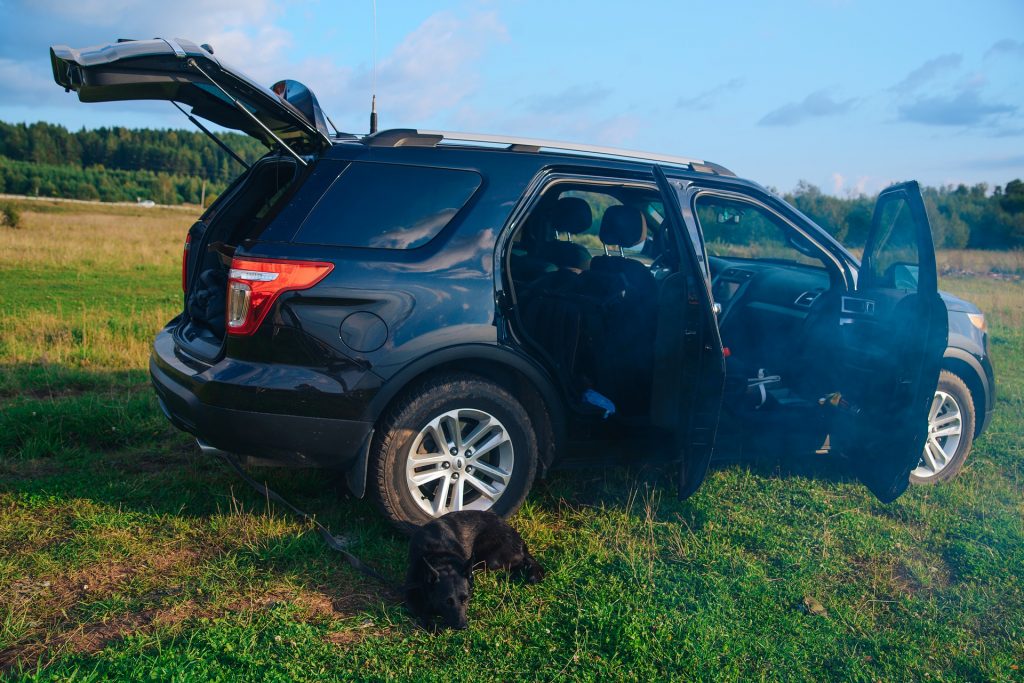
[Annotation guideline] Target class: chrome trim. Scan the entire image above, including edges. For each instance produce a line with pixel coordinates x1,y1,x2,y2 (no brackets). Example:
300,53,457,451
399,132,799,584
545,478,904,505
229,268,279,282
841,296,875,315
794,290,821,307
161,37,187,58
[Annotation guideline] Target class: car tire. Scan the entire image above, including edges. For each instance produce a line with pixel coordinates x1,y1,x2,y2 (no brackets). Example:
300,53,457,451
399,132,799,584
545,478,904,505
368,374,538,528
909,370,975,485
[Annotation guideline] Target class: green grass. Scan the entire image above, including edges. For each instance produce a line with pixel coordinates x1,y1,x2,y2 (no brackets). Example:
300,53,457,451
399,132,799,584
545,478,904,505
1,204,1022,681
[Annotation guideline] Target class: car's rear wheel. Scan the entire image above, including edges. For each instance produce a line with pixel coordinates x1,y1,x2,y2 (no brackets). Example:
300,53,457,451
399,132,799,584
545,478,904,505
368,374,538,527
910,370,975,484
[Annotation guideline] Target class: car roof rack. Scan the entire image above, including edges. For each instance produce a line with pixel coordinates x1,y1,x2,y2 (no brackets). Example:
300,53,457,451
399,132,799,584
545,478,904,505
362,129,735,177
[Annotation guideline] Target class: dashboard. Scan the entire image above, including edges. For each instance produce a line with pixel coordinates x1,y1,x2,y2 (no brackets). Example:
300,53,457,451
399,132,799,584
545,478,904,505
708,256,832,371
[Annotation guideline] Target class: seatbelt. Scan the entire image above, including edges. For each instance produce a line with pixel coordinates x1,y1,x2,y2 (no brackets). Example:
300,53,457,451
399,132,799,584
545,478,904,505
217,451,391,584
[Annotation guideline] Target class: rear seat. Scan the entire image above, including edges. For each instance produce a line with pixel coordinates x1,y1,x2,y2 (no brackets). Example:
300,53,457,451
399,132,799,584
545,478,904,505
522,205,659,417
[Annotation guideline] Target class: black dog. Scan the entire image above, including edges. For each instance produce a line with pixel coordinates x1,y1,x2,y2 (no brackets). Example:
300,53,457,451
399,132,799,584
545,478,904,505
404,510,544,630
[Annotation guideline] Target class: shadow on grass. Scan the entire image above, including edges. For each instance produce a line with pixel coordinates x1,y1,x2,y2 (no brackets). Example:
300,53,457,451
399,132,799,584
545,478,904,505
0,362,865,529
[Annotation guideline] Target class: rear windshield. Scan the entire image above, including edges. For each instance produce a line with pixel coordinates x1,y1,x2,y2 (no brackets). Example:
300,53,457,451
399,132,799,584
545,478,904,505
293,161,481,249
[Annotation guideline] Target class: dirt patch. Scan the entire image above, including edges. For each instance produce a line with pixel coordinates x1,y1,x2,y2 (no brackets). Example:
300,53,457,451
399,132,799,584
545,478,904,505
0,545,208,673
325,621,390,646
890,550,952,596
226,583,391,623
0,458,66,482
107,447,195,474
1,578,392,674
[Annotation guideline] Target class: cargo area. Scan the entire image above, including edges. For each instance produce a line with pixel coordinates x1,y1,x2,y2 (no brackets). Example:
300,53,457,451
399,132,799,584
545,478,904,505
177,156,301,361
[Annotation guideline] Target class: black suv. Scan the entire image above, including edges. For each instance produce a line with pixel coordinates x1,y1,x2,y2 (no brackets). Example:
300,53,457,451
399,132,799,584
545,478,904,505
51,38,995,525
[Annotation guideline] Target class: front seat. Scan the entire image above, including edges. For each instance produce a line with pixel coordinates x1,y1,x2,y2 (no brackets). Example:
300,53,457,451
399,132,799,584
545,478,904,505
538,197,593,273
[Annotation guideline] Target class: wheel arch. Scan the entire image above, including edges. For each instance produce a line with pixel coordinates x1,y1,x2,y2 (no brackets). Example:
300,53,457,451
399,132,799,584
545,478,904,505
354,345,565,489
941,348,986,437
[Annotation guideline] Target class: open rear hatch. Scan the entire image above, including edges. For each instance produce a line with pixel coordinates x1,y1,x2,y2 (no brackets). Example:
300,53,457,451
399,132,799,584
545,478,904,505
50,37,329,362
49,37,332,156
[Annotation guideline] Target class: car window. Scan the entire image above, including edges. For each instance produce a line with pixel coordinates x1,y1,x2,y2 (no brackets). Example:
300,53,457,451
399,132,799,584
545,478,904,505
692,194,824,268
294,162,481,249
864,192,921,290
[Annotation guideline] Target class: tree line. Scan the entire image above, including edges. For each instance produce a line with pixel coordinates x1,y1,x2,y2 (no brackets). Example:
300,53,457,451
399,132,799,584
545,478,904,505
0,121,264,184
0,120,1021,247
784,180,1024,249
0,120,267,205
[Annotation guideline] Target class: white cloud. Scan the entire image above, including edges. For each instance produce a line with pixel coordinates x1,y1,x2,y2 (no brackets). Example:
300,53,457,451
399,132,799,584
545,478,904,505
2,2,511,134
360,11,508,122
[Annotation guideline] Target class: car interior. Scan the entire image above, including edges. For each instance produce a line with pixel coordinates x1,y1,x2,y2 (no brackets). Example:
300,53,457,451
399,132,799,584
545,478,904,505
508,182,682,424
507,182,845,453
177,156,300,360
695,193,845,451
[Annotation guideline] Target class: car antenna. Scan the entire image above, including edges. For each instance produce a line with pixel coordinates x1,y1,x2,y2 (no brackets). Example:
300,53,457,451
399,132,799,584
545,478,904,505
369,0,378,134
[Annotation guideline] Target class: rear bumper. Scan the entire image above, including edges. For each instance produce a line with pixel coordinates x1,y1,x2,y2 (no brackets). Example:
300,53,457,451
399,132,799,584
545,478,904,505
149,328,373,468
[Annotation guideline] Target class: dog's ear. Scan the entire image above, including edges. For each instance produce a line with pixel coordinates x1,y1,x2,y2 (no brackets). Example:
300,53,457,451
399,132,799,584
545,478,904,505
423,557,440,584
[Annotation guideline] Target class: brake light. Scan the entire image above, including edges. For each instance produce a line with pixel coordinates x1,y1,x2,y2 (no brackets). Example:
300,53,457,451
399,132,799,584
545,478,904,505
226,257,333,336
182,233,191,292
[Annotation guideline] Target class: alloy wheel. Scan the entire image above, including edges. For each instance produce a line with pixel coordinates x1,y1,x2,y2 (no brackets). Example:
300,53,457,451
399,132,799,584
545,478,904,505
912,390,963,479
405,408,515,517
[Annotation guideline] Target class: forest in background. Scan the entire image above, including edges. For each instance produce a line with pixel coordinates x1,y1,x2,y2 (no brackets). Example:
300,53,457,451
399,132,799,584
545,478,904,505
0,120,1022,248
0,121,264,206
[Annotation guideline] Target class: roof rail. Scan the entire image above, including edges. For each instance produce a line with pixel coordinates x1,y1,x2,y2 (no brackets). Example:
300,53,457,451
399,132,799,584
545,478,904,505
363,129,735,176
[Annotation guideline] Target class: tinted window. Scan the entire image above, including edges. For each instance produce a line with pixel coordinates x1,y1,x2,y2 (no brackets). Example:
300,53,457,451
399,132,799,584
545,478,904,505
295,162,481,249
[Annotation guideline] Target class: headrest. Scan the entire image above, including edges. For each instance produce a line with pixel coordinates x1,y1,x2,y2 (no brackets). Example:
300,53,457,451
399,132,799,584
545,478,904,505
552,197,592,235
599,205,647,248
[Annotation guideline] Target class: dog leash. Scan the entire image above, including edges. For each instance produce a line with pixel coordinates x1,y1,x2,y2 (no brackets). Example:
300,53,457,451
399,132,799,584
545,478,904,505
216,451,391,584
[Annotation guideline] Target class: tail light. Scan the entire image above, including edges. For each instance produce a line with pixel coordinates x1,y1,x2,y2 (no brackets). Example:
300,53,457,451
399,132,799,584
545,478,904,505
226,257,334,336
182,233,191,292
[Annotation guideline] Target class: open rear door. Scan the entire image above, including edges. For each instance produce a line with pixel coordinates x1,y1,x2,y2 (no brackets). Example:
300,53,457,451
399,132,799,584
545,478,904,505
654,168,727,499
833,181,948,502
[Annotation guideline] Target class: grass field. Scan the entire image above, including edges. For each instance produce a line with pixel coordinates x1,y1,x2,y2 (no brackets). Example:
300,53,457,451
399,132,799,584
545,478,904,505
1,200,1022,681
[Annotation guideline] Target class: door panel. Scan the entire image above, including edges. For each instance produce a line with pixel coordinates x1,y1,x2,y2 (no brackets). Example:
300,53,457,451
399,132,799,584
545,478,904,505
835,181,947,502
654,168,726,499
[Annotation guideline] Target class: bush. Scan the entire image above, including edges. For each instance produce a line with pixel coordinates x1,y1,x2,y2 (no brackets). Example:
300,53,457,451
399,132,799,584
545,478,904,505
0,201,19,228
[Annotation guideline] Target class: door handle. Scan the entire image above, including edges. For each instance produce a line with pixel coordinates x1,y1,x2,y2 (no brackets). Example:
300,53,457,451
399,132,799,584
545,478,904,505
841,296,875,315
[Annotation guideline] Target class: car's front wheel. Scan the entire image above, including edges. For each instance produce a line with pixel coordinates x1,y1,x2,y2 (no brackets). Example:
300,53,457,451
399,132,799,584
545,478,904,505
910,370,975,484
368,374,538,527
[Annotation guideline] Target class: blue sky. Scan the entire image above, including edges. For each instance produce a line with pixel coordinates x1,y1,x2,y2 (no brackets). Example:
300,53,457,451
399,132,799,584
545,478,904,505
0,0,1021,194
